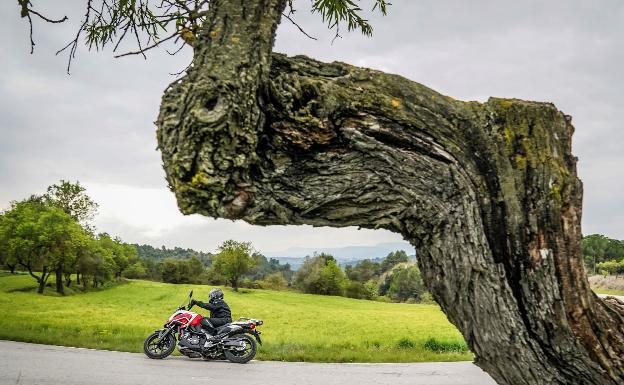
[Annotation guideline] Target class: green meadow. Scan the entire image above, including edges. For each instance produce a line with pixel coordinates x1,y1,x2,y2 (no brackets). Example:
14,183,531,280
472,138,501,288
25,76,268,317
0,273,471,362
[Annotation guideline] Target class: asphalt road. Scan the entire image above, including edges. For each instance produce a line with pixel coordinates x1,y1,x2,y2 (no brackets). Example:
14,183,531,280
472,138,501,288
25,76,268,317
0,341,496,385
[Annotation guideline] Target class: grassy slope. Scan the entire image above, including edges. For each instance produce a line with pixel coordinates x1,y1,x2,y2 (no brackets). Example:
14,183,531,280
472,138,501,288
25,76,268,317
0,273,471,362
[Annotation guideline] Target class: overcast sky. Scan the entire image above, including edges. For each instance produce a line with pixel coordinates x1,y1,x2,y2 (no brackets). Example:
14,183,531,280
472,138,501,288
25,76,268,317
1,0,622,254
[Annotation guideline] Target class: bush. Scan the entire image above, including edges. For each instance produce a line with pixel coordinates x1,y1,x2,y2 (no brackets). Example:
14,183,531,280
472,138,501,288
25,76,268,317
238,277,260,289
419,291,436,304
423,338,469,353
294,254,346,295
344,281,366,299
122,262,147,279
212,240,255,291
362,280,378,300
386,265,424,302
596,259,624,277
396,338,416,349
257,271,288,290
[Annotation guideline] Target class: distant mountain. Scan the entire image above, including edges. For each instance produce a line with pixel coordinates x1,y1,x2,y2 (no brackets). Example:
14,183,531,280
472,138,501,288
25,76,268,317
264,242,415,270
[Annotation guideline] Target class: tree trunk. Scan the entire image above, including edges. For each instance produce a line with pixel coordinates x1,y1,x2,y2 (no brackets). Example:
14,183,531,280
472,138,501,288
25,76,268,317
55,266,64,295
37,266,48,294
156,1,624,384
231,277,239,292
7,263,16,274
76,272,80,285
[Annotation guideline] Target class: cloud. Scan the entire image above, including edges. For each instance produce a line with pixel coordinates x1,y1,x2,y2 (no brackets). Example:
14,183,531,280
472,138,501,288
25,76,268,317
1,0,623,248
88,182,407,253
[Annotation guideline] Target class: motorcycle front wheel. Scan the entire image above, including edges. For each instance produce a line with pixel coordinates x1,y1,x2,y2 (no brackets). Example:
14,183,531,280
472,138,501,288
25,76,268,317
143,332,176,359
224,334,257,364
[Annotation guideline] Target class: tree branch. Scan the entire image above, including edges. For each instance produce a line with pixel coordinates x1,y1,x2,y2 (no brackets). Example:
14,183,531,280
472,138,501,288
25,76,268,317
55,0,94,74
282,13,317,40
114,31,177,58
19,261,41,282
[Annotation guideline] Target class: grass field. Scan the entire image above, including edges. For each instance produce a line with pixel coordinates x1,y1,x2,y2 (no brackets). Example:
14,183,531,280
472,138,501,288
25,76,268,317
0,273,472,362
593,288,624,296
589,275,624,296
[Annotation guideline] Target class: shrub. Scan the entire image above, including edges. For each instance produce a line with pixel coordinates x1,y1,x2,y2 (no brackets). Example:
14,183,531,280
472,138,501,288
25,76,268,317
362,280,379,300
423,337,469,353
257,271,288,290
386,265,424,302
294,254,346,295
596,259,624,277
419,291,436,304
396,338,416,349
122,262,147,279
344,281,366,299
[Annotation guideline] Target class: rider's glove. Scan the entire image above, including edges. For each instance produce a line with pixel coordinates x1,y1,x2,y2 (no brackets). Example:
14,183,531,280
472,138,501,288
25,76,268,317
190,300,197,306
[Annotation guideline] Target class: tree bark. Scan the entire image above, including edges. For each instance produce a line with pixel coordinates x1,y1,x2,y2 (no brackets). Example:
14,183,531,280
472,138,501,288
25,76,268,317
232,277,239,292
55,265,64,295
36,266,48,294
156,1,624,384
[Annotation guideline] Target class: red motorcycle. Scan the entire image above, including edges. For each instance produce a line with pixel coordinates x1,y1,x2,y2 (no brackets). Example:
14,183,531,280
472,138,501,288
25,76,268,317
143,290,263,363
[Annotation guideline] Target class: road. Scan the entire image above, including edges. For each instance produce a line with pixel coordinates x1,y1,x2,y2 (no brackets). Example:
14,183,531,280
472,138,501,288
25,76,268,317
0,341,496,385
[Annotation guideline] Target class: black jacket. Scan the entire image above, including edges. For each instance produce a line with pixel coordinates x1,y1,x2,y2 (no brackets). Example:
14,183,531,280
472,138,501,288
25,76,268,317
195,298,232,321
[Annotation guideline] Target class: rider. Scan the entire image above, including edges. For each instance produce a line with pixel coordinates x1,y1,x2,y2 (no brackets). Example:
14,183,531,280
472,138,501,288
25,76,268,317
190,288,232,339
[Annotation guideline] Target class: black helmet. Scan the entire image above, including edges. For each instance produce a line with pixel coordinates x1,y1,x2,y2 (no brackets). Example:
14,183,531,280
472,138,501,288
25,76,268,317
209,288,224,301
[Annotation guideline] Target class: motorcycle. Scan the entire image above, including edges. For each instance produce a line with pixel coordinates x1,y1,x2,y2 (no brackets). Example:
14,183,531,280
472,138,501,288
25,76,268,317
143,290,263,364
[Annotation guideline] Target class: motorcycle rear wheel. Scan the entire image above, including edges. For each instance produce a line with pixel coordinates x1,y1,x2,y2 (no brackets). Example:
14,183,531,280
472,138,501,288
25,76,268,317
143,332,176,359
223,334,257,364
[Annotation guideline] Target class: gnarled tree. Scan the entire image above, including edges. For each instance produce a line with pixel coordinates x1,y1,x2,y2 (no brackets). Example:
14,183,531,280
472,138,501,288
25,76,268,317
18,1,624,384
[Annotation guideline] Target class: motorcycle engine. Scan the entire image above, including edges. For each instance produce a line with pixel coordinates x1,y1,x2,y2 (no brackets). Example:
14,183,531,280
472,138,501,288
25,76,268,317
179,333,205,351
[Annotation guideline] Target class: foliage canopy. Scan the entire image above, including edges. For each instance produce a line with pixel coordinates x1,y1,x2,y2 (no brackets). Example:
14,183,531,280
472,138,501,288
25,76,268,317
17,0,390,72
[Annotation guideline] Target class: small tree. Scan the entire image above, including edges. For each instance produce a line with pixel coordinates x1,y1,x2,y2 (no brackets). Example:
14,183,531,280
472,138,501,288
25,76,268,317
212,240,255,291
387,265,424,302
0,199,85,294
186,255,205,283
0,200,47,290
37,205,87,295
346,259,381,282
45,180,98,228
344,280,366,299
161,258,183,283
294,253,346,296
380,250,409,272
257,271,288,290
98,234,137,280
363,280,379,300
123,261,147,279
597,259,624,278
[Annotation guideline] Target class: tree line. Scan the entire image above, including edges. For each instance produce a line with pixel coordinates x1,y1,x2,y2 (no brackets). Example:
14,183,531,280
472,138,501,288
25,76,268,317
0,180,423,302
125,240,294,289
0,181,138,294
130,241,424,303
582,234,624,277
294,250,425,303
